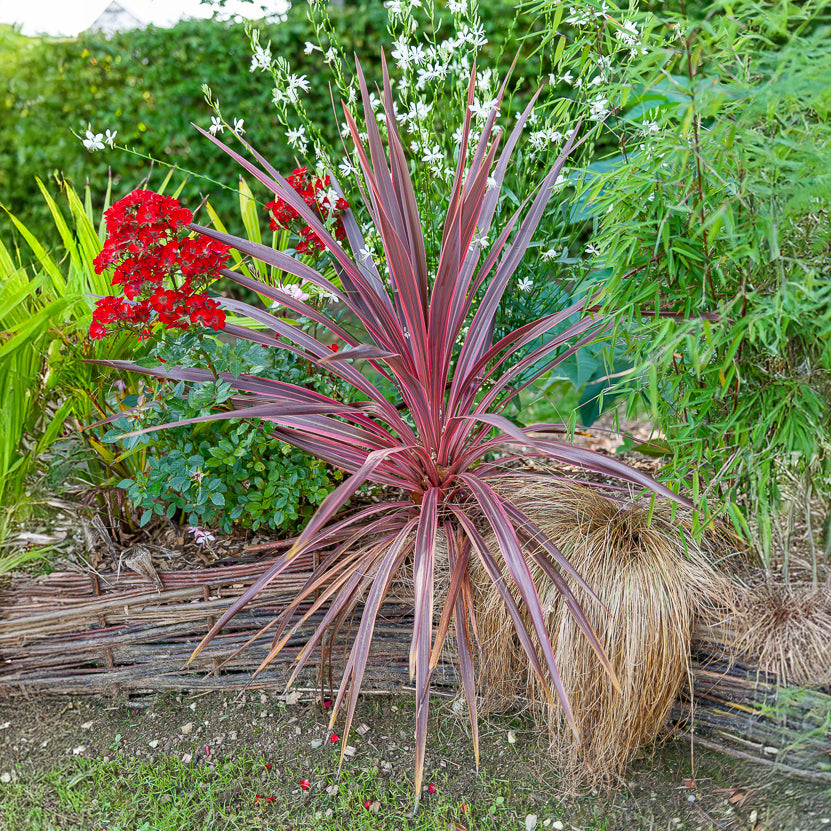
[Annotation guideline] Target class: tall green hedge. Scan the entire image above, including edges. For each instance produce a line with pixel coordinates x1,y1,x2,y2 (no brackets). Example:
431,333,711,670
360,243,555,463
0,1,530,249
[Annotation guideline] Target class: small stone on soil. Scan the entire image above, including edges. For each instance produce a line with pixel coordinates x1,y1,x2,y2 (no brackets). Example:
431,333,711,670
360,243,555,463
180,722,193,735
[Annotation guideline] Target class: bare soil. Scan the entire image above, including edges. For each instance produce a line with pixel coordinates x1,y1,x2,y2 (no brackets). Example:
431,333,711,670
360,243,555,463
0,689,829,830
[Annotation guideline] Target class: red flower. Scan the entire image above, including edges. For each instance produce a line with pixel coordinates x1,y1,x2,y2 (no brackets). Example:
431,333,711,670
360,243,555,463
328,343,339,352
92,295,126,324
428,783,436,794
264,168,349,256
265,763,271,770
299,779,310,790
330,734,339,743
89,320,107,340
461,803,469,812
90,189,227,340
364,800,373,810
323,699,332,709
149,288,181,314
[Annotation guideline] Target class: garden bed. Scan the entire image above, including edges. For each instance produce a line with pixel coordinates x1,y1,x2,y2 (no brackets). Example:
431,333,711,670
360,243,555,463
2,547,829,785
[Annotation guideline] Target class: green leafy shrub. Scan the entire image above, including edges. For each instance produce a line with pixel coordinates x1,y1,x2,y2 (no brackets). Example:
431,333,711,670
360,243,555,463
543,0,831,562
0,177,145,546
0,2,530,250
110,334,344,533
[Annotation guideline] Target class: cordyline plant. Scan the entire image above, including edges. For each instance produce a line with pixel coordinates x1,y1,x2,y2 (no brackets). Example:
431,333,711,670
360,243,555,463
98,57,689,803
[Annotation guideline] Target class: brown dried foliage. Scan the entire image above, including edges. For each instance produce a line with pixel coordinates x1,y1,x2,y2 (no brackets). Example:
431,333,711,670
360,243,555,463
469,477,731,788
732,581,831,687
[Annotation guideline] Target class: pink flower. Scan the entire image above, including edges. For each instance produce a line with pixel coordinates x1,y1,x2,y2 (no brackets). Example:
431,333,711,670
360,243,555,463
461,803,469,812
300,779,310,790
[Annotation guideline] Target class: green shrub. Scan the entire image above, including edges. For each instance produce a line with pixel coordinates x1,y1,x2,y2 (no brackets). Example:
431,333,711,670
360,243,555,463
108,332,345,534
0,1,529,251
545,0,831,563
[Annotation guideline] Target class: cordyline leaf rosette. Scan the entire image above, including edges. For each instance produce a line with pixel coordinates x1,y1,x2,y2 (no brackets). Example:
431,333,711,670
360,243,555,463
96,57,690,804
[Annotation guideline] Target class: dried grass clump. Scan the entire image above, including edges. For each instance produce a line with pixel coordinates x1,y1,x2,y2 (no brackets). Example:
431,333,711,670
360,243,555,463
733,581,831,687
471,477,730,788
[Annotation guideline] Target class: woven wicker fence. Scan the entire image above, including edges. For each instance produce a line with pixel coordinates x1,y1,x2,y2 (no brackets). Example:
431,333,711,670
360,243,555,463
1,556,829,783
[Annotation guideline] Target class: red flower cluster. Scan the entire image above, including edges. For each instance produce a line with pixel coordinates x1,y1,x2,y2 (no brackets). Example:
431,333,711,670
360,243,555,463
89,189,230,341
265,167,349,256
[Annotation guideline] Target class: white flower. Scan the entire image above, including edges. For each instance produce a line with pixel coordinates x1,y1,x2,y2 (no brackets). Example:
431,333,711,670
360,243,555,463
303,41,320,55
286,125,307,152
410,44,426,65
458,23,487,48
541,247,559,262
359,247,373,263
209,116,224,135
250,44,272,72
615,19,641,48
233,118,245,135
82,128,105,152
518,276,534,292
188,526,216,547
104,129,117,148
338,158,357,177
391,36,411,69
276,284,310,302
585,242,601,256
486,176,499,191
324,47,338,64
421,145,443,164
403,100,432,124
448,0,467,13
589,95,610,121
565,7,591,26
550,70,573,86
469,97,498,120
285,74,310,103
